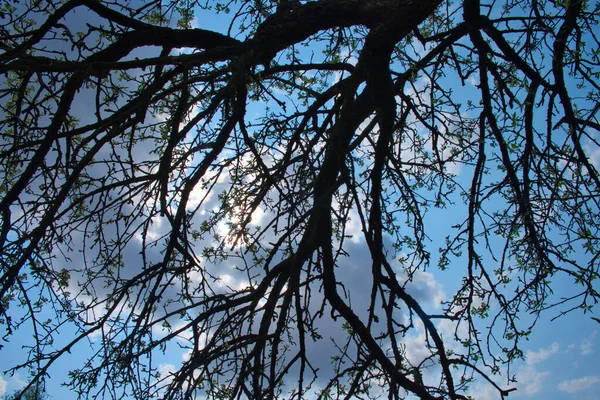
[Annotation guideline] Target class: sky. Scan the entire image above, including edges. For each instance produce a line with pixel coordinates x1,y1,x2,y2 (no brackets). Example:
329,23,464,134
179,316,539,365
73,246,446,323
2,230,599,399
1,1,600,399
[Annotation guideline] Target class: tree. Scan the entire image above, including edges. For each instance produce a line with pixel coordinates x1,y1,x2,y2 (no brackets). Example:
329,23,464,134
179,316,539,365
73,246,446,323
4,382,49,400
0,0,599,398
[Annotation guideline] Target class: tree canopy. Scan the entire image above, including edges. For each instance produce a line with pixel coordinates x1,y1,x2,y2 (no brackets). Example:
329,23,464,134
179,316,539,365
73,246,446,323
1,0,599,399
4,381,49,400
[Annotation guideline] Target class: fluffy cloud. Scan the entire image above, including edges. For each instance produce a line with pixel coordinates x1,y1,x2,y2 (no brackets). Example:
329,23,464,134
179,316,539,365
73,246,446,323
403,270,446,310
558,376,600,394
0,374,27,397
508,342,565,396
0,376,7,396
467,382,502,400
401,326,430,366
585,141,600,170
513,365,551,396
526,342,559,365
158,363,177,385
10,374,25,389
580,331,597,356
467,363,551,399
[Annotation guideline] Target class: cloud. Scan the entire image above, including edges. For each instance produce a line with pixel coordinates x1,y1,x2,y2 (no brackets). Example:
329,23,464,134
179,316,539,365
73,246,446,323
467,381,502,400
455,331,559,398
158,363,177,386
526,342,559,365
401,326,430,366
11,374,25,389
0,376,6,396
466,363,550,399
584,141,600,170
581,331,597,356
558,376,600,394
403,270,446,310
513,365,550,396
0,374,27,397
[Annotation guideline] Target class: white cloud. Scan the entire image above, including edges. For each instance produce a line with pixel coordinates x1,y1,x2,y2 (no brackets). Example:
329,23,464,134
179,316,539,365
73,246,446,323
584,141,600,170
11,374,25,389
467,381,502,400
558,376,600,394
213,273,252,293
402,327,430,366
136,215,166,243
332,200,363,244
513,365,550,396
0,376,7,396
0,374,27,397
158,363,177,386
526,342,559,365
581,331,597,356
468,75,479,87
159,362,176,375
404,270,445,309
190,16,201,30
467,363,550,399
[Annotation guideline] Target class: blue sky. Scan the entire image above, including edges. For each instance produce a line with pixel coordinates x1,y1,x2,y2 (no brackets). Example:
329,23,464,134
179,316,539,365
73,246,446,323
1,1,600,399
2,237,599,399
1,183,599,399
